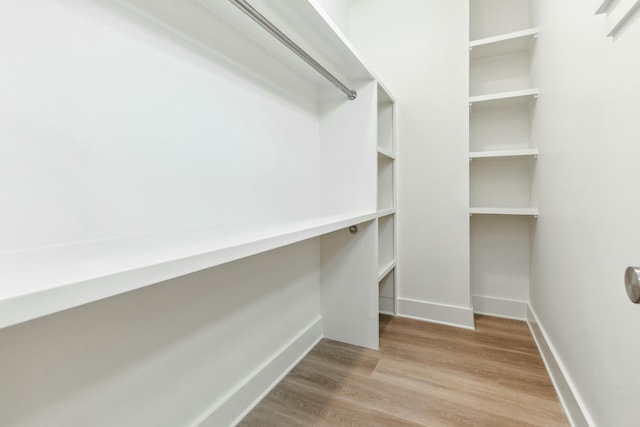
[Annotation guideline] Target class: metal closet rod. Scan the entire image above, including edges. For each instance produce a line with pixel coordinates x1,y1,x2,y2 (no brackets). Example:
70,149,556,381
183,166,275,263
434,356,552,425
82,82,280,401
229,0,357,100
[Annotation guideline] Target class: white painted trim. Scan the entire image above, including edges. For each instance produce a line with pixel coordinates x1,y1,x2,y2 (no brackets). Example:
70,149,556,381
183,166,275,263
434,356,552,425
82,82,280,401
398,298,475,330
192,317,323,427
526,306,594,427
472,295,527,320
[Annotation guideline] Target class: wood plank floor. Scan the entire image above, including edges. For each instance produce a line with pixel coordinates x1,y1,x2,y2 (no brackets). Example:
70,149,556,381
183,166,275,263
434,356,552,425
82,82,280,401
239,315,569,426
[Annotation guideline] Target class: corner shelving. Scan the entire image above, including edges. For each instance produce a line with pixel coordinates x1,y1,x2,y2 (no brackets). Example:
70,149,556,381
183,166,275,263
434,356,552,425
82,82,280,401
469,0,538,320
0,0,386,350
376,83,397,316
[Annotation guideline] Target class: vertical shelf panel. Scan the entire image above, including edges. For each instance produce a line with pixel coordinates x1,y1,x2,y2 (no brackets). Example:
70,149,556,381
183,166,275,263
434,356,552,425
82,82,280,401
320,220,378,350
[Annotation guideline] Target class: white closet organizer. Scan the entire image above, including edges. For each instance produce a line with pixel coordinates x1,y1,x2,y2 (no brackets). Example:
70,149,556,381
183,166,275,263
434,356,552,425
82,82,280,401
469,0,537,319
0,0,394,349
376,84,397,316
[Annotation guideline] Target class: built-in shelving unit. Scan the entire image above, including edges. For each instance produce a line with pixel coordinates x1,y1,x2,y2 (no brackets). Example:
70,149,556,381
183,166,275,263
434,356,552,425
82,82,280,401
469,0,538,320
377,83,397,316
1,1,401,423
0,0,388,336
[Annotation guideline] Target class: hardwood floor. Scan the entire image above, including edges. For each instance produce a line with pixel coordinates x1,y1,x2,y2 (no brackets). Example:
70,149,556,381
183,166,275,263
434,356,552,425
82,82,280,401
239,315,569,426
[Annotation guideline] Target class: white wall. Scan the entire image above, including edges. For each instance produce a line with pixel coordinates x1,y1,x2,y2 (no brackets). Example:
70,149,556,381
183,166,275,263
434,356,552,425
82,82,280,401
0,1,335,425
348,0,472,327
0,0,320,252
530,1,640,425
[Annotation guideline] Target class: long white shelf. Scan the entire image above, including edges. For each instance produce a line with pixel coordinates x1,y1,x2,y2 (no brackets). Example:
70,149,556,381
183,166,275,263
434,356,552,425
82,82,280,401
0,211,377,330
469,148,538,159
470,207,539,216
469,88,539,106
470,28,539,62
378,260,396,281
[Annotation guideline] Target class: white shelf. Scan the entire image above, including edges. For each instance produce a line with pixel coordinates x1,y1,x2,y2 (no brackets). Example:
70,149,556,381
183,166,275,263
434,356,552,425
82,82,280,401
377,208,396,218
470,28,538,62
377,147,396,159
378,260,396,281
469,207,539,216
115,0,375,99
469,88,539,105
469,148,538,159
0,211,377,329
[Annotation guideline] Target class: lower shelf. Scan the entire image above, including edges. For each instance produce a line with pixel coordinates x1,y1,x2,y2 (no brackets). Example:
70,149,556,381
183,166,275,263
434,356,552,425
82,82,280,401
470,207,538,216
0,211,377,330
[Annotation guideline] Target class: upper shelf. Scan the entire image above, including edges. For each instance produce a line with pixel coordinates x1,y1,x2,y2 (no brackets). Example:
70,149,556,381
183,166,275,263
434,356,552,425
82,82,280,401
0,211,376,330
469,88,539,107
470,28,539,62
469,148,538,159
115,0,375,100
470,207,539,217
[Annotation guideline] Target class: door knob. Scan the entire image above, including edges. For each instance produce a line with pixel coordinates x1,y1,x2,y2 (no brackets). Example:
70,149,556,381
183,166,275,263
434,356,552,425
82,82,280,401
624,267,640,303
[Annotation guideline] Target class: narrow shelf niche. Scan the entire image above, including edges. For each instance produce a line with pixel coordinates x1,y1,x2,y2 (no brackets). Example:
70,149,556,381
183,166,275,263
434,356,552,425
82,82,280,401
378,154,395,211
379,268,396,315
470,156,536,209
470,96,534,152
470,0,534,40
470,215,531,313
470,56,532,97
377,85,395,153
378,215,395,275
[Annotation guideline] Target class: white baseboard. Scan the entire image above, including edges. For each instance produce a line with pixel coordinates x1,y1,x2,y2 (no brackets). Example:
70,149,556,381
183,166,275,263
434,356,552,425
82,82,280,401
397,298,475,330
526,306,593,427
473,295,528,320
191,317,323,427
